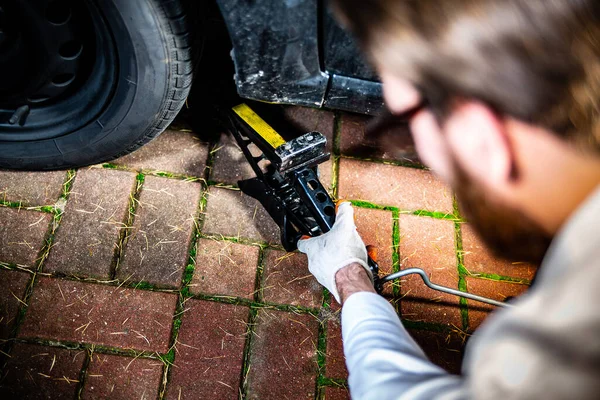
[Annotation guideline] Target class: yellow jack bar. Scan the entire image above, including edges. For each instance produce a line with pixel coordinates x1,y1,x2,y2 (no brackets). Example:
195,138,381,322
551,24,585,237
232,103,286,149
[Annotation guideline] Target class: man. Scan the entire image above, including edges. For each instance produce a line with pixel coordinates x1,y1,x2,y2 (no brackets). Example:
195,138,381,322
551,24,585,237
298,1,600,399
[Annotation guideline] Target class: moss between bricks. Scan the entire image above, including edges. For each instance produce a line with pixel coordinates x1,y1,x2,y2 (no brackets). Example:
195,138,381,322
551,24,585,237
454,219,471,331
196,190,209,228
198,233,285,252
316,291,333,390
254,247,267,303
456,251,531,284
472,272,530,285
391,210,401,298
204,136,219,184
0,262,35,273
74,349,92,398
30,171,76,273
411,209,461,221
330,112,342,200
150,171,203,182
237,247,263,397
0,198,61,215
185,293,321,316
318,376,347,388
342,154,427,170
0,199,24,209
163,296,185,369
315,320,328,393
350,199,396,211
148,170,205,183
154,171,175,178
103,162,206,183
61,170,76,198
330,155,340,200
0,200,58,213
239,306,259,397
322,288,331,309
132,281,156,291
458,276,470,331
178,182,210,300
9,337,162,360
350,199,460,221
112,173,144,280
317,277,343,392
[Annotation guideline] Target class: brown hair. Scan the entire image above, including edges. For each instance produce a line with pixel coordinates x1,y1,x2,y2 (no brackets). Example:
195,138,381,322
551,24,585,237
332,0,600,151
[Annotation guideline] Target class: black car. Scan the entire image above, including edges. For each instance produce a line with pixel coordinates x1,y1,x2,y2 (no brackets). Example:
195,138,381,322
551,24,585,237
0,0,383,170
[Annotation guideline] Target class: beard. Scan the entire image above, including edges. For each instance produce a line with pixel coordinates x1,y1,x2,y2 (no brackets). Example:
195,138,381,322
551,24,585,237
453,164,553,266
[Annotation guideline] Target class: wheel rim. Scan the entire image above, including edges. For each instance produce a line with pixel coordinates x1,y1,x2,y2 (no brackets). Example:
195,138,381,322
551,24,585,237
0,0,117,142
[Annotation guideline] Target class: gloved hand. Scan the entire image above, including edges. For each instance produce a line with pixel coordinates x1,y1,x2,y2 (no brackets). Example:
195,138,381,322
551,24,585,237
297,202,373,303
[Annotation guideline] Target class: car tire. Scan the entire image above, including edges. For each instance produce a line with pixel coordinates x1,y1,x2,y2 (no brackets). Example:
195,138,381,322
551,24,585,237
0,0,195,170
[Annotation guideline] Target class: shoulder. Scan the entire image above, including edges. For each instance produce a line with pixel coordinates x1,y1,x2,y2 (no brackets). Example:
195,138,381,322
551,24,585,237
463,257,600,398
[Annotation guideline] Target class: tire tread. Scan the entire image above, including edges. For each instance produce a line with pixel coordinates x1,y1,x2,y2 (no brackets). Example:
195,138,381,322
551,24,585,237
110,0,197,160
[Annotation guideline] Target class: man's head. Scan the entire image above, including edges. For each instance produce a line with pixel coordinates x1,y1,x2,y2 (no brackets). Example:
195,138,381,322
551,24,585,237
332,0,600,264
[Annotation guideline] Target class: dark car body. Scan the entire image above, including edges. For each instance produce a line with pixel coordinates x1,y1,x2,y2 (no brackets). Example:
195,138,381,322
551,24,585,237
216,0,383,115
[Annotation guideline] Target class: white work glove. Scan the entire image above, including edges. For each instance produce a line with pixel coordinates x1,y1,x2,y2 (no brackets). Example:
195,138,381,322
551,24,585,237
297,202,373,303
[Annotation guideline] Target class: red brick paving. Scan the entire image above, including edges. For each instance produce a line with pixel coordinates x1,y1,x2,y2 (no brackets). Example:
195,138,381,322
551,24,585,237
82,353,163,400
19,277,177,352
465,277,529,330
0,170,66,206
461,223,537,281
262,250,322,308
0,343,85,399
324,386,351,400
44,169,136,278
0,208,51,267
117,176,202,287
353,207,394,295
398,215,462,327
191,238,260,298
113,130,209,177
0,107,536,397
325,317,347,380
339,113,418,163
0,269,30,339
202,187,280,244
338,158,453,212
246,310,319,400
166,300,248,399
408,329,464,374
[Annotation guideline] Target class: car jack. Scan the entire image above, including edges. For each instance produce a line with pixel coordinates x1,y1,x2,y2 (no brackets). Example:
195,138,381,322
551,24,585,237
222,104,510,308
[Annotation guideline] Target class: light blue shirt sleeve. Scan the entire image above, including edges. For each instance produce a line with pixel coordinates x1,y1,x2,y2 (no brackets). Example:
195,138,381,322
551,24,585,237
341,292,468,400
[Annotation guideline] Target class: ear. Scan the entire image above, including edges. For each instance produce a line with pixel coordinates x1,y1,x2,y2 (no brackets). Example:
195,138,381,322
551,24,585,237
444,101,513,187
410,109,455,183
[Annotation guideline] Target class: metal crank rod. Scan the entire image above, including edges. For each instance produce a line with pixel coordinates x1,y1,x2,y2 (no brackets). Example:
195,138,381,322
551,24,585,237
222,103,510,309
379,269,511,308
